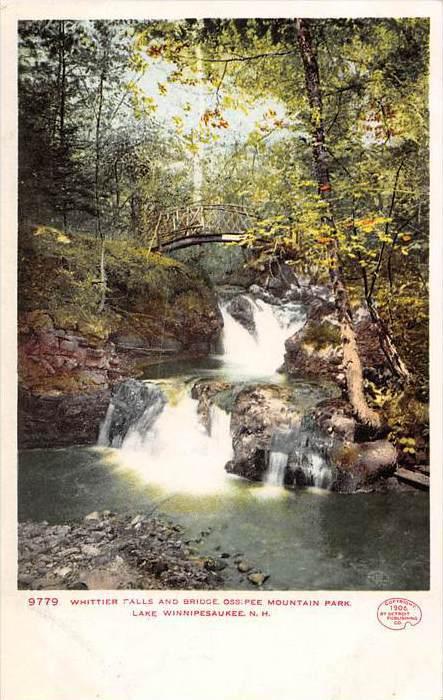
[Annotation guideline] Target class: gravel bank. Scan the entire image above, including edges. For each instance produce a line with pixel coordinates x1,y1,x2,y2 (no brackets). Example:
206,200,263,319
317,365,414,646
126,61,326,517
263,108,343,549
18,511,225,590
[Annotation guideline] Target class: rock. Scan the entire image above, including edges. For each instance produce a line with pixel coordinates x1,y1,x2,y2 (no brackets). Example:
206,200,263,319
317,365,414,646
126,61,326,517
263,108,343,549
333,440,398,492
18,387,111,449
84,511,100,521
248,571,269,586
18,513,226,591
131,514,145,527
310,399,357,442
284,313,390,386
306,297,336,321
81,544,101,557
284,319,342,380
191,379,232,431
226,385,300,482
248,285,281,306
67,581,89,590
60,339,78,353
204,558,227,572
237,560,253,573
101,380,166,447
226,296,256,335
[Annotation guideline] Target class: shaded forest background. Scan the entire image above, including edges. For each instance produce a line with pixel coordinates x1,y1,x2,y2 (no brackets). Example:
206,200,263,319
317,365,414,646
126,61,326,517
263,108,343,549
18,18,429,453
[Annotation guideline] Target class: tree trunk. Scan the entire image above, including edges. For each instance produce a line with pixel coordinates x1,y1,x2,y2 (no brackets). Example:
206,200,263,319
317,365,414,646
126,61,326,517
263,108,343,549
296,18,380,429
95,68,107,313
59,21,68,231
366,298,411,380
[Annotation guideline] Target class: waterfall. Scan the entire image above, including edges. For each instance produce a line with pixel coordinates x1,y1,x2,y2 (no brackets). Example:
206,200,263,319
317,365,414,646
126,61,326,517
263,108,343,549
118,394,234,494
262,421,335,490
97,403,115,446
266,451,289,486
221,295,305,376
288,420,335,490
299,453,333,490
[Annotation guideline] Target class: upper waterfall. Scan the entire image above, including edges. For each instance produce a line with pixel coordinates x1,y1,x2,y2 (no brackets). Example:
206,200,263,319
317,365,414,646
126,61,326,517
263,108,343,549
221,295,305,377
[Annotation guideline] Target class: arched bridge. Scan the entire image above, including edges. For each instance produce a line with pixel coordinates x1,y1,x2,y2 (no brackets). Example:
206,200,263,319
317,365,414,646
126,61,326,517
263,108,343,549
149,203,254,252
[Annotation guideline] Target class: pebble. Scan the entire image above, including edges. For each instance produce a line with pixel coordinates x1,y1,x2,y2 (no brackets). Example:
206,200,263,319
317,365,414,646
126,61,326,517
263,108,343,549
237,560,253,573
247,572,269,586
84,511,100,521
18,513,227,591
81,544,101,557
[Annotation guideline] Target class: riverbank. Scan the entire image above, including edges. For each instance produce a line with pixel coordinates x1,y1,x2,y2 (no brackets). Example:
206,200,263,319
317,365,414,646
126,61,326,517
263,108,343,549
18,511,225,590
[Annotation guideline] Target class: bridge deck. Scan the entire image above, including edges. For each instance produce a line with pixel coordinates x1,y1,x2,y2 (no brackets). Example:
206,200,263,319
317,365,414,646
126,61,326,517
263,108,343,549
148,203,253,252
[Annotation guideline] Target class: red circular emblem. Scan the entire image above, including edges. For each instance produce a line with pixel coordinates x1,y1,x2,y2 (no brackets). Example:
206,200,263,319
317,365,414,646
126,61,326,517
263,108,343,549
377,598,422,630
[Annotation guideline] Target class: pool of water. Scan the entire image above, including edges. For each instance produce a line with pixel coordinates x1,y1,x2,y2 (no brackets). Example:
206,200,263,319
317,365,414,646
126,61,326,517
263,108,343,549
18,447,429,590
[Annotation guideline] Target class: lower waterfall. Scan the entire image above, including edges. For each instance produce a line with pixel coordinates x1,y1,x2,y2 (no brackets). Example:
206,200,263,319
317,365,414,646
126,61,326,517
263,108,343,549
119,394,234,495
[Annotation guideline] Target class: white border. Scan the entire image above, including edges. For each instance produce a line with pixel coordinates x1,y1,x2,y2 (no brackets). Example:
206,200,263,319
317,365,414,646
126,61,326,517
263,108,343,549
1,3,442,699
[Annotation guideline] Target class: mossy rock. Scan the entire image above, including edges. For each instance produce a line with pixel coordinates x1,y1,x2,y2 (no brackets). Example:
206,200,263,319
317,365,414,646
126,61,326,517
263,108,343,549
302,320,341,350
18,227,221,350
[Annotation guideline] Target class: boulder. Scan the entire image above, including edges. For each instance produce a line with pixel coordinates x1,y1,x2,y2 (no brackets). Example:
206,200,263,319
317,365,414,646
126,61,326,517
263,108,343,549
284,313,390,385
284,319,342,380
310,399,357,442
333,440,398,492
99,379,166,447
226,295,256,335
225,385,301,482
191,379,231,431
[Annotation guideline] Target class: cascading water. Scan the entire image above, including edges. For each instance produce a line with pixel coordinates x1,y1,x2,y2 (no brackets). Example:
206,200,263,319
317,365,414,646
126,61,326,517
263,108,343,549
98,293,329,496
264,421,335,490
264,426,297,488
266,452,289,487
118,393,234,494
288,419,335,490
221,296,305,376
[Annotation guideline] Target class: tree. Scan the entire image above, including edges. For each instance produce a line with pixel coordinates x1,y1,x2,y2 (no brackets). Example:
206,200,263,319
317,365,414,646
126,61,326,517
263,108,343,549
132,18,426,425
294,19,381,428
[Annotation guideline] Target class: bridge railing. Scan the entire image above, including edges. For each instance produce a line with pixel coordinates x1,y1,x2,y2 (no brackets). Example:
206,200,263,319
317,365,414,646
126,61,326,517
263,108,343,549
149,203,256,250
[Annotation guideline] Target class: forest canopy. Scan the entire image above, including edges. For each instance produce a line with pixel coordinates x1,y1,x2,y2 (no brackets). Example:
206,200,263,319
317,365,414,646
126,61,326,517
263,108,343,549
18,18,429,411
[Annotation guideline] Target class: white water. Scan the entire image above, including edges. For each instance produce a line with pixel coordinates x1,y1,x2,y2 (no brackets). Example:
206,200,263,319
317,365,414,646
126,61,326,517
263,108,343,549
301,453,333,490
100,294,328,496
119,396,234,494
97,403,115,446
265,451,288,486
221,297,304,376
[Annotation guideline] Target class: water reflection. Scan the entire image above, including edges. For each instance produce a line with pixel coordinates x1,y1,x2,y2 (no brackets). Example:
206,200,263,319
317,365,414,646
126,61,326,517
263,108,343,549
18,447,429,590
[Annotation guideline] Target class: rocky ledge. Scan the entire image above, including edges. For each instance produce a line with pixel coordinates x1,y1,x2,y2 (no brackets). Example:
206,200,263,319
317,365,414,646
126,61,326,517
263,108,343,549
18,511,225,590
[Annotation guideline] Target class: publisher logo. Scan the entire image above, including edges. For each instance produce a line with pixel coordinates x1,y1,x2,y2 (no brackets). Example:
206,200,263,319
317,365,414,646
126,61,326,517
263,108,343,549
377,598,422,630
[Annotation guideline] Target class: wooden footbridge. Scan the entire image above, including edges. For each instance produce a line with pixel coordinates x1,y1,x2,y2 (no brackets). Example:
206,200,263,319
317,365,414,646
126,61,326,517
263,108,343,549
148,203,255,252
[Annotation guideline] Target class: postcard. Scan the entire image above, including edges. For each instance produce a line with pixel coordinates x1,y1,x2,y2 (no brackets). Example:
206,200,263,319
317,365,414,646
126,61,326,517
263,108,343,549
1,1,442,699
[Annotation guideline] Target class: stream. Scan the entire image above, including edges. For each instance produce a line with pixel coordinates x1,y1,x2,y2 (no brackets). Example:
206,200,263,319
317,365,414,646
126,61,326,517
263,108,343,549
18,294,429,590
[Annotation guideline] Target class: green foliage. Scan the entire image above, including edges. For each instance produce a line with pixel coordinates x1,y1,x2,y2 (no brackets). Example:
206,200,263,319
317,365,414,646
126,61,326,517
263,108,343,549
302,322,341,350
18,227,213,342
19,18,429,401
365,381,428,462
